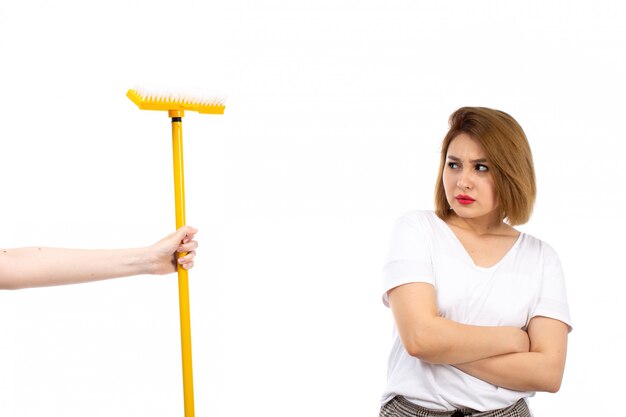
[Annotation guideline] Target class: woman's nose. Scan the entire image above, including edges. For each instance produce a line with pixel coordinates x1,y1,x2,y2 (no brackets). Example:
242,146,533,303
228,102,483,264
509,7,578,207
457,169,472,190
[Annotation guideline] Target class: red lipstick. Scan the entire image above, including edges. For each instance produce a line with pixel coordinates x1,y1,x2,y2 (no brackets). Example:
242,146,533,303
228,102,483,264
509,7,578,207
455,194,475,205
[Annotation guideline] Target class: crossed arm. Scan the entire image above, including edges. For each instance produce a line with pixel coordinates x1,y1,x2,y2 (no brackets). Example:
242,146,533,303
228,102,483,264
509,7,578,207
0,226,198,290
388,282,569,393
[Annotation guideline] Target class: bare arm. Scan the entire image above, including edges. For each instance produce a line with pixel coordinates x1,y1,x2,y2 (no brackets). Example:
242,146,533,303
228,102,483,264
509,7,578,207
454,316,569,392
0,226,198,290
388,282,530,364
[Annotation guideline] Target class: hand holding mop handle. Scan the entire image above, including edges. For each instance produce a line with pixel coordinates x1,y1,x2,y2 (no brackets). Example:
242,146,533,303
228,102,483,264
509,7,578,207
127,88,224,417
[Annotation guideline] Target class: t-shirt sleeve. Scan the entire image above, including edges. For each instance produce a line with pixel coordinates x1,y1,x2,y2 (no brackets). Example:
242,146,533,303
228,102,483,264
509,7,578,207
382,213,435,307
529,244,573,332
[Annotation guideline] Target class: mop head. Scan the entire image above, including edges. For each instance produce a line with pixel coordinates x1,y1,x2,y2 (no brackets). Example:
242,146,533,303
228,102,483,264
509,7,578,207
127,87,225,114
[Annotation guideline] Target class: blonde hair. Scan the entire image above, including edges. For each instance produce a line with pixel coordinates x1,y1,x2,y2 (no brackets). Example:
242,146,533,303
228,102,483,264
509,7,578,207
434,107,536,226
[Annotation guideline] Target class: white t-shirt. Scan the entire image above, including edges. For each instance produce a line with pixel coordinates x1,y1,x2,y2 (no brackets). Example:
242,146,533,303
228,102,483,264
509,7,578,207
381,210,572,411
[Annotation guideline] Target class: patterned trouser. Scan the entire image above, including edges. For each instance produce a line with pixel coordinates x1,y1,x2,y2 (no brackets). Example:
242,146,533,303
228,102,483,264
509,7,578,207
379,396,532,417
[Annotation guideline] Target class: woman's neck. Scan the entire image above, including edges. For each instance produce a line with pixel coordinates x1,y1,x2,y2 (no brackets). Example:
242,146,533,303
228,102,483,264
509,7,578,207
447,211,511,236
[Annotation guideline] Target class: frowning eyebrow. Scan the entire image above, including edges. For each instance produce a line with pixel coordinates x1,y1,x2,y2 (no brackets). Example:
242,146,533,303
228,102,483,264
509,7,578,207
447,155,488,164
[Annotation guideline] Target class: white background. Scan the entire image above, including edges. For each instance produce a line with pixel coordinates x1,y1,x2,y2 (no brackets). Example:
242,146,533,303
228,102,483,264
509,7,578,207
0,1,624,416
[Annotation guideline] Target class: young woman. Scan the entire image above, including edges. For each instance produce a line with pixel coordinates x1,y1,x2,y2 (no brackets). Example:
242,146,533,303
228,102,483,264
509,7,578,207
380,107,571,417
0,225,198,289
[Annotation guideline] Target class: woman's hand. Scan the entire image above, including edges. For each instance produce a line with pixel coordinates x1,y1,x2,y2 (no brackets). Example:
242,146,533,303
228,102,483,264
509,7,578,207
149,226,199,275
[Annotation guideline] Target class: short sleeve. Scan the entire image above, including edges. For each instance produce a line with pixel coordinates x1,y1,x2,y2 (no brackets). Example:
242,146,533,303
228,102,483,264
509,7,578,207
529,244,573,332
382,213,435,307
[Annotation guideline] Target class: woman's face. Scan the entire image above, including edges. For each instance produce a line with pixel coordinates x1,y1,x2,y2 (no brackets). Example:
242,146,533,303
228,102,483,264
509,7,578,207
442,133,500,223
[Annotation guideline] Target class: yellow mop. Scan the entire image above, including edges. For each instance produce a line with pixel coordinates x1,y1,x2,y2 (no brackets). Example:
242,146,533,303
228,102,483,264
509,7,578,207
127,87,225,417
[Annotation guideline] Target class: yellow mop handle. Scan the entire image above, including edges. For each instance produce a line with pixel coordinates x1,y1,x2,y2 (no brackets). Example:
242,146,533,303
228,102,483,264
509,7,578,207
169,109,195,417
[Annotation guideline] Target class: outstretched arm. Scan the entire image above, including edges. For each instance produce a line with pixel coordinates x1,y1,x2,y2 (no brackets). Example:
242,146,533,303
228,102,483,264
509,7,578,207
0,226,198,290
454,316,569,393
388,282,530,365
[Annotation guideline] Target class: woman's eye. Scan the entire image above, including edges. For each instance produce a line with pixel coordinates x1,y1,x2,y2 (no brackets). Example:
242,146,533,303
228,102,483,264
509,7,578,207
448,162,459,169
475,164,489,172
